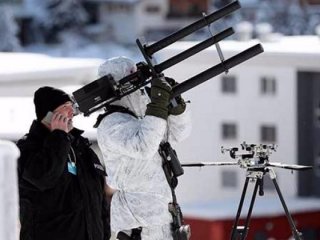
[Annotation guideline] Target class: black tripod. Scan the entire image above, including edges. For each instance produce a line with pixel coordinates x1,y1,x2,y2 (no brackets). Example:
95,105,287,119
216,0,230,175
182,142,313,240
230,166,302,240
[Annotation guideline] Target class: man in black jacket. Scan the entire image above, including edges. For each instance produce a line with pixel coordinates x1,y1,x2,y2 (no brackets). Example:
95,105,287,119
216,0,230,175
17,86,110,240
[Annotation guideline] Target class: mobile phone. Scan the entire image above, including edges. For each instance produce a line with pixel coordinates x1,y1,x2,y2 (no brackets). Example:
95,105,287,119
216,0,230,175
42,111,54,125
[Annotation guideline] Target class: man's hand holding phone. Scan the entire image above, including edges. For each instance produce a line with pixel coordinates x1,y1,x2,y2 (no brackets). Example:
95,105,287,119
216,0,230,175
51,112,72,133
42,111,72,133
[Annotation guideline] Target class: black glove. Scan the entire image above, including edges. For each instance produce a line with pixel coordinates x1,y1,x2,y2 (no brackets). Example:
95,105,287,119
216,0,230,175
165,77,186,116
146,76,172,120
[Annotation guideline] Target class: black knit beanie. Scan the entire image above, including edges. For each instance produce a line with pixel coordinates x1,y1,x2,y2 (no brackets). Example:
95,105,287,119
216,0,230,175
34,86,72,120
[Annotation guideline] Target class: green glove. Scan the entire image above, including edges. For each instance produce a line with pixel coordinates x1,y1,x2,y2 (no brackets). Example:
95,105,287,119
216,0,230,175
165,77,186,116
146,76,172,120
169,96,186,115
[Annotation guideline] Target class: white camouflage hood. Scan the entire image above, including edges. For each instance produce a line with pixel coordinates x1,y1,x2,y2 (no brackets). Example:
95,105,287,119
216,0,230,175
98,56,150,118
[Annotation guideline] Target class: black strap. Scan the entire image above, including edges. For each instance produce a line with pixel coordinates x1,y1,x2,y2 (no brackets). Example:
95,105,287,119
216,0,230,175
117,232,132,240
159,142,186,233
159,142,180,197
131,228,142,240
94,105,137,128
117,227,142,240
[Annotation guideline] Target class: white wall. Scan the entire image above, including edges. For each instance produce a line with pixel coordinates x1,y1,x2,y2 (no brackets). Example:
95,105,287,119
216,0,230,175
156,38,320,204
100,4,139,44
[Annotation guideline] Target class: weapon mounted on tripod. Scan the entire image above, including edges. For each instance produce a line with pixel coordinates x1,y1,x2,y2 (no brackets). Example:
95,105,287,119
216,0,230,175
182,142,312,171
181,142,313,240
72,1,264,116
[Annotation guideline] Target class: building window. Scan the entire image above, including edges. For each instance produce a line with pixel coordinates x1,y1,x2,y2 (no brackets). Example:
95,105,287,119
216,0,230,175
221,170,238,188
145,5,161,13
222,123,237,140
253,231,268,240
107,3,131,12
120,4,131,12
303,0,320,4
168,0,207,18
300,228,320,239
260,125,277,142
261,76,276,95
316,154,320,177
0,0,22,3
83,2,99,24
221,75,237,93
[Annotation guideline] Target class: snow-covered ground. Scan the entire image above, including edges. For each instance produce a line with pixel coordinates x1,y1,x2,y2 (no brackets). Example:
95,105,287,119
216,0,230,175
0,140,19,240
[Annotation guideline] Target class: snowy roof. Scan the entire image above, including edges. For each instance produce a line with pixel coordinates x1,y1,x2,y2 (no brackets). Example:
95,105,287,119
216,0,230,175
181,197,320,220
227,36,320,56
160,36,320,69
0,52,103,83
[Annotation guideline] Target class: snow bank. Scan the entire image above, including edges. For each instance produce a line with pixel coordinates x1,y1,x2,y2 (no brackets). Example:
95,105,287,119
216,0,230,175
0,140,19,240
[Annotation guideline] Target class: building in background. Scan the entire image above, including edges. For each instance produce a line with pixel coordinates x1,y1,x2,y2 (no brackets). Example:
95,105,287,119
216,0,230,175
158,35,320,239
158,35,320,201
82,0,209,44
1,36,320,239
81,0,320,43
2,0,320,238
2,0,320,46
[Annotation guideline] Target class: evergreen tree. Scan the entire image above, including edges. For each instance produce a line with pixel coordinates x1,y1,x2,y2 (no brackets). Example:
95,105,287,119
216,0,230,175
255,0,311,35
35,0,88,43
0,6,20,52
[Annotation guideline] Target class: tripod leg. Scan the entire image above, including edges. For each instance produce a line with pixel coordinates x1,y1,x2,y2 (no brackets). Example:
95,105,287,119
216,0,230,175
239,178,260,240
271,178,302,240
230,177,250,240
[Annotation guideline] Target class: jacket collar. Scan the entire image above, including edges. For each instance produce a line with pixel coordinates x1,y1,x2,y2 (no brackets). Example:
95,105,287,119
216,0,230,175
70,127,84,138
28,120,84,140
